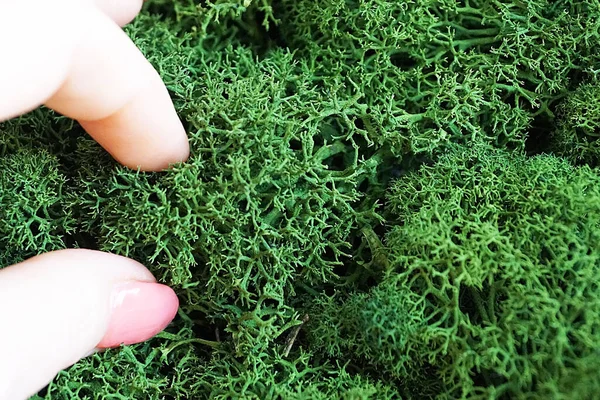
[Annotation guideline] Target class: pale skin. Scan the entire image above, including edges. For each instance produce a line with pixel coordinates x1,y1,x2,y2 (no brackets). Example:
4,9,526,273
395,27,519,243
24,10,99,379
0,1,190,399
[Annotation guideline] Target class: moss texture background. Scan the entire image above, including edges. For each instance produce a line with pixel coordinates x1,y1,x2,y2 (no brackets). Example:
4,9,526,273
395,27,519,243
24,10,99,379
2,0,600,398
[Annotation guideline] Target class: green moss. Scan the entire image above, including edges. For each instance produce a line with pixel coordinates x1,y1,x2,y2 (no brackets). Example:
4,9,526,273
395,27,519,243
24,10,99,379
276,0,600,155
1,0,600,398
0,148,74,266
306,144,600,398
552,82,600,165
390,144,600,397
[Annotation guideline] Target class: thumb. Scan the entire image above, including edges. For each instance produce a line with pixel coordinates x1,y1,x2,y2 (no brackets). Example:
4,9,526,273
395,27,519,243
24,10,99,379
0,249,179,400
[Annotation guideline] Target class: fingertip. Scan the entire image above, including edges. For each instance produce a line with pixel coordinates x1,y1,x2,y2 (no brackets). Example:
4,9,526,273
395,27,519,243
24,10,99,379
132,117,190,172
40,6,189,172
79,113,189,172
97,282,179,348
78,77,190,172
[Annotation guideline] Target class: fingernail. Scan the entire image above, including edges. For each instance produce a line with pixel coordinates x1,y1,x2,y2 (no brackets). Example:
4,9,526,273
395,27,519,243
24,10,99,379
97,281,179,348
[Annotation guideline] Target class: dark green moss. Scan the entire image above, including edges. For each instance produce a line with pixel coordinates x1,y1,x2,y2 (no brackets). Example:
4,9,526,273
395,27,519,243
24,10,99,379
1,0,600,398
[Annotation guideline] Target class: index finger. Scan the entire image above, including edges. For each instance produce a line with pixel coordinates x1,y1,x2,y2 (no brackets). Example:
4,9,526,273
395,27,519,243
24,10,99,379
0,0,189,171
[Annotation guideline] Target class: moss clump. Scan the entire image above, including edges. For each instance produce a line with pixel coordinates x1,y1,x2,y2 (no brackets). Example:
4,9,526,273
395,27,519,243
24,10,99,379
308,143,600,398
1,0,600,398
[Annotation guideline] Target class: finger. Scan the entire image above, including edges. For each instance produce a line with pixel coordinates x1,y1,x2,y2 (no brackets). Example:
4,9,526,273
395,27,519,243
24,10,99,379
92,0,144,26
0,1,189,171
45,6,189,171
0,249,179,400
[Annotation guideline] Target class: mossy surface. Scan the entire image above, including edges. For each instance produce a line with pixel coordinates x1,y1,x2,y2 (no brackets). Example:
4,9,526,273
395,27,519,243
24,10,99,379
2,0,600,398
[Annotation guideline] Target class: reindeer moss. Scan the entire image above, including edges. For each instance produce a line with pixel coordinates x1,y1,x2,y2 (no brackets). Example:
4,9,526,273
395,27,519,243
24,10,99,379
1,0,600,398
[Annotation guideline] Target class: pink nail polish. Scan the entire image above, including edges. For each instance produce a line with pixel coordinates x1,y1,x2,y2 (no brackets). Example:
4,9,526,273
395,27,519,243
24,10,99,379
97,281,179,348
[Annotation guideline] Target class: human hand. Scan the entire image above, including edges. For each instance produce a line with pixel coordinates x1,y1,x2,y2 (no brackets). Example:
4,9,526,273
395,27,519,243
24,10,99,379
0,1,189,398
0,0,189,170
